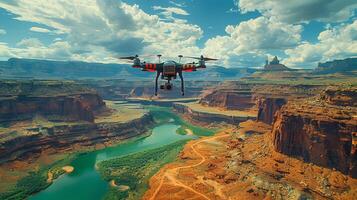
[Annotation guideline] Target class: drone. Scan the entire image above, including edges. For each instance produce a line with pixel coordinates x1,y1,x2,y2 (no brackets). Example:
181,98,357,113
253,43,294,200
119,55,217,96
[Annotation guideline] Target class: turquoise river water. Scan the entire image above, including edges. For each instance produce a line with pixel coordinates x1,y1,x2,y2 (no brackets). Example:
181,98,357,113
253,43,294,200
29,110,204,200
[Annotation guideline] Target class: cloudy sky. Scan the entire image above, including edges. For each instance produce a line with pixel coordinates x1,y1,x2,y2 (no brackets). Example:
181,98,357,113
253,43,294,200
0,0,356,68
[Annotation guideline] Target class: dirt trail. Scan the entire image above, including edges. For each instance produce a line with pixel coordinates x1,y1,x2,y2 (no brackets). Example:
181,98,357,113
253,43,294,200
148,133,230,200
144,120,357,200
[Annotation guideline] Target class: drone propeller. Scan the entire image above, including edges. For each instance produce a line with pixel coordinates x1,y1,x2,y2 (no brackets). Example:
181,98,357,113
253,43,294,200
119,55,139,60
186,55,218,61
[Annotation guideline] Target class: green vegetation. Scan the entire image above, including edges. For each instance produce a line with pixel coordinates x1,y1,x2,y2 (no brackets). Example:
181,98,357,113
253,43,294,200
0,154,77,200
97,140,189,200
147,105,216,136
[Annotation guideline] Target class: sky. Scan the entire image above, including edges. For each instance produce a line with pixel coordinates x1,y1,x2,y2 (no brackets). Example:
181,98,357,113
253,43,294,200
0,0,356,68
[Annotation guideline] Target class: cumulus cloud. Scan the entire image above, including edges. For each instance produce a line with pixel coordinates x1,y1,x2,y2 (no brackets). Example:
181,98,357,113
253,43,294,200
153,6,189,16
203,17,302,67
169,1,185,8
0,29,6,35
16,38,43,48
0,0,202,62
1,39,71,60
284,20,357,68
238,0,357,23
30,26,51,33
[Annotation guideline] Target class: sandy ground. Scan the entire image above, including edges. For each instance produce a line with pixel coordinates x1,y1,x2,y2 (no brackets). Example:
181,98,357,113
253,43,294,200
110,180,130,191
62,166,74,173
143,120,357,200
185,129,194,135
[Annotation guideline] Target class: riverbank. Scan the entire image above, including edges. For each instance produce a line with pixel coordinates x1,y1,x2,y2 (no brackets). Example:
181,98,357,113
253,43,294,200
98,140,189,200
15,105,216,200
173,102,256,125
0,102,156,199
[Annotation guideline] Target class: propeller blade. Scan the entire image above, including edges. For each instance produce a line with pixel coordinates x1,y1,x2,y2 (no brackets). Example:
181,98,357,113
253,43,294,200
185,56,218,61
204,57,218,61
119,56,136,60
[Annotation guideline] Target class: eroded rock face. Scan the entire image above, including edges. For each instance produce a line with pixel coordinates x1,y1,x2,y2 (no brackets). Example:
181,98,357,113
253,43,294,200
272,94,357,177
0,113,154,163
257,98,286,124
321,87,357,107
173,103,255,125
200,90,254,110
0,93,105,123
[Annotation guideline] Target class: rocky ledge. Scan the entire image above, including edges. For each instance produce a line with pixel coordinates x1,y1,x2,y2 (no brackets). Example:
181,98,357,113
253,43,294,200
272,87,357,177
199,83,255,110
0,113,154,163
0,80,105,123
173,102,256,125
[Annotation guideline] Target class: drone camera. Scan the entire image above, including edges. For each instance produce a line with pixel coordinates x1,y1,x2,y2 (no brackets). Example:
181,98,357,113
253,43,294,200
166,84,172,90
160,83,173,90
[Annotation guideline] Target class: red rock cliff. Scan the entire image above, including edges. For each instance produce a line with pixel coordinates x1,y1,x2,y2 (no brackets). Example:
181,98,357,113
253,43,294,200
272,90,357,177
257,98,286,124
0,93,105,123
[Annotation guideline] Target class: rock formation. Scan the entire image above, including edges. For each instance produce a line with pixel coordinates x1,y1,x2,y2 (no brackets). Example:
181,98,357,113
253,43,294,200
0,80,107,123
272,87,357,177
0,113,154,163
257,98,286,124
0,93,105,123
263,56,291,71
199,83,255,110
316,57,357,74
173,103,256,125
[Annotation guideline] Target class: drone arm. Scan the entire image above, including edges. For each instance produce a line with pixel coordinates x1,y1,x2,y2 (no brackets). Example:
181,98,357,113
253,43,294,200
155,71,160,96
178,71,184,96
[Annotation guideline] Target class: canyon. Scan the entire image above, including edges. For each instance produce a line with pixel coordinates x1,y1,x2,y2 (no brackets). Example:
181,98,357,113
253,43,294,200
272,87,357,177
0,68,356,199
145,82,357,199
0,81,154,164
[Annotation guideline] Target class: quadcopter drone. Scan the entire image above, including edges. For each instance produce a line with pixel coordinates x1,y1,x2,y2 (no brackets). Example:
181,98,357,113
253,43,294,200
120,55,217,96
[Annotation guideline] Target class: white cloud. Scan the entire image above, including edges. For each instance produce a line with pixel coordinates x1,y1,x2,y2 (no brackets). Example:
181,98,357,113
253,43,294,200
153,6,189,16
0,0,202,63
284,20,357,68
0,29,6,35
152,6,189,22
238,0,357,23
16,38,43,48
169,1,185,8
30,26,51,33
203,17,302,67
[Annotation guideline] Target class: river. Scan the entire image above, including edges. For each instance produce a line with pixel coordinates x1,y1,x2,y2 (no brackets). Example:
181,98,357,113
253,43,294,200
30,107,208,200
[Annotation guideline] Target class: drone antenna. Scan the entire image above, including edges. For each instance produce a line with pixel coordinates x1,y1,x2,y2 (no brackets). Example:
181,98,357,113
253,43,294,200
157,54,162,63
178,55,183,63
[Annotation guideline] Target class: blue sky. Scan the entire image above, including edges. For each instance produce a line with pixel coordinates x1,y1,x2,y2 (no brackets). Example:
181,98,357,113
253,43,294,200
0,0,356,68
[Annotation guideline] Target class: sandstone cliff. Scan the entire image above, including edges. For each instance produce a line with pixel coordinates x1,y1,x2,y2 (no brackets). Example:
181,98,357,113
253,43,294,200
257,98,286,124
0,80,105,123
272,88,357,177
0,94,105,123
0,113,154,163
173,102,256,125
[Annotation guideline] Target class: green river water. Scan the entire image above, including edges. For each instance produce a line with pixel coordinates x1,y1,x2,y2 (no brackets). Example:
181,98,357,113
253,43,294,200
29,107,211,200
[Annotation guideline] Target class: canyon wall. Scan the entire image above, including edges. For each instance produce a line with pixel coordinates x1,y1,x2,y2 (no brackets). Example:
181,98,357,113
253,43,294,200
257,98,286,124
272,88,357,177
0,113,154,163
199,83,255,110
173,103,255,125
0,93,105,123
0,80,105,123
